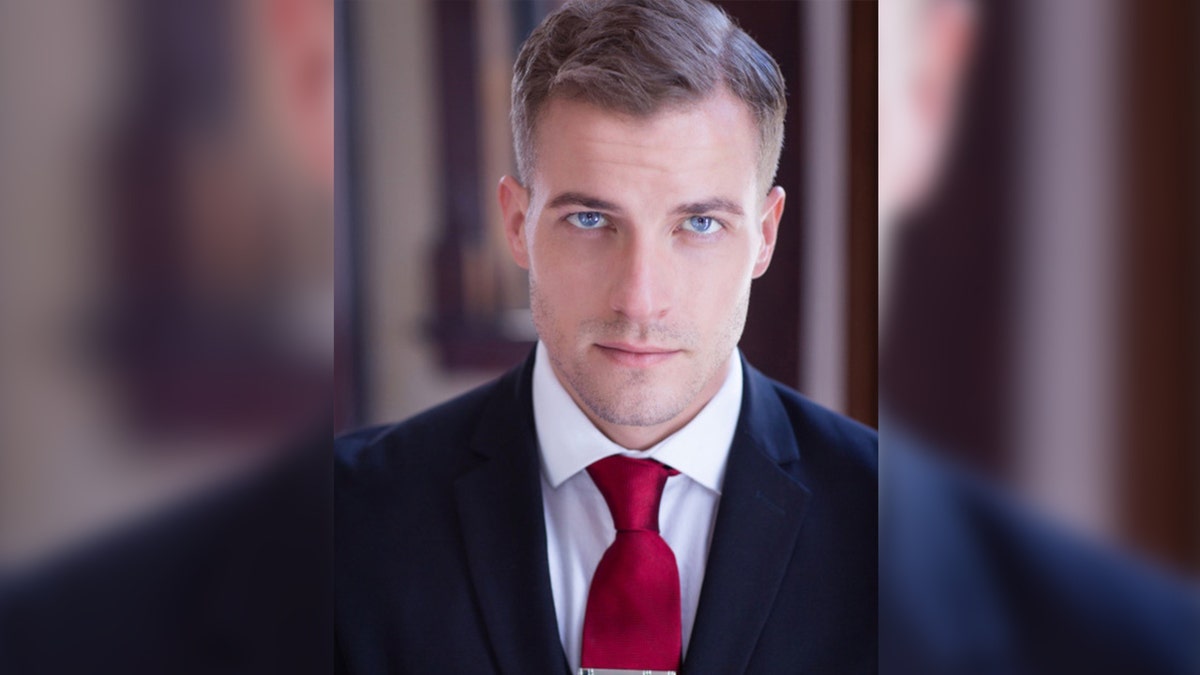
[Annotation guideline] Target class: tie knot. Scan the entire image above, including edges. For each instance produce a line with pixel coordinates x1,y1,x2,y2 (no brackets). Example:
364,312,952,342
587,455,678,532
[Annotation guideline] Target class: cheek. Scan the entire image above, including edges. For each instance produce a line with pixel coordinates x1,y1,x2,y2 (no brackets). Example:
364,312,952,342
689,240,757,285
528,232,603,304
671,247,755,323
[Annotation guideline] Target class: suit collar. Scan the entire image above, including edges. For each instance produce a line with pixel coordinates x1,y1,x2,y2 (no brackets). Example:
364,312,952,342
684,354,813,675
732,354,803,466
454,351,571,675
453,350,815,675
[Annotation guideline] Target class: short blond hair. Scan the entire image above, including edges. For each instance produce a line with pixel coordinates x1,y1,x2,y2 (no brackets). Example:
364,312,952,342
511,0,787,189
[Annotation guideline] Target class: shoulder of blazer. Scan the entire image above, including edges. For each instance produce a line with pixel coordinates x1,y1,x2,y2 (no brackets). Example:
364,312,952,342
741,359,878,479
882,422,1200,673
334,354,533,493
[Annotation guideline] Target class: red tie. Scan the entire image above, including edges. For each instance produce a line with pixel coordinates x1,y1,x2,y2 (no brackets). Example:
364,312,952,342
581,455,682,672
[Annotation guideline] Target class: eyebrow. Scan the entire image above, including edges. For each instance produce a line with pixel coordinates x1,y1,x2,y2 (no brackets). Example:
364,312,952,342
545,192,625,214
671,198,744,217
546,191,745,218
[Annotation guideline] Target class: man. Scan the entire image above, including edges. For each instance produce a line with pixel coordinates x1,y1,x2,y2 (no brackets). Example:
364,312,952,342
335,1,876,674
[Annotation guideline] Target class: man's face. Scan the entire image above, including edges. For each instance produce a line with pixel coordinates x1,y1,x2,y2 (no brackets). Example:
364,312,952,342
499,90,784,448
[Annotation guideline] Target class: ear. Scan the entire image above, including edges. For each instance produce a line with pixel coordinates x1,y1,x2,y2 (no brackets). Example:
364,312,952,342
498,175,532,269
752,186,786,278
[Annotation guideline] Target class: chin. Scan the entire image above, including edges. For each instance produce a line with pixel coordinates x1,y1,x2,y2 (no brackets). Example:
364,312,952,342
590,398,684,429
577,374,691,428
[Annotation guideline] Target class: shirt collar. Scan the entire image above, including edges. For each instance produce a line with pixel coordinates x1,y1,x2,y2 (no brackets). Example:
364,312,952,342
532,341,741,495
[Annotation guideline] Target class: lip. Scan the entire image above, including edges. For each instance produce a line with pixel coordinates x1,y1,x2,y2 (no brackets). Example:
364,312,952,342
594,342,681,367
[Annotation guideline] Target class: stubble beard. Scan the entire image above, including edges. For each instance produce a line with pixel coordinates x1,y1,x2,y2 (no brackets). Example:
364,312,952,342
530,276,750,430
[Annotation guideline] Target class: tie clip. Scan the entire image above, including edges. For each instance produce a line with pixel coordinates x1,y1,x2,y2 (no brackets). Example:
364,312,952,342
579,670,676,675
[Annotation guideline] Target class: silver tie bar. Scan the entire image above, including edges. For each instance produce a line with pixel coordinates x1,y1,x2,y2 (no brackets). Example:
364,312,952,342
578,670,677,675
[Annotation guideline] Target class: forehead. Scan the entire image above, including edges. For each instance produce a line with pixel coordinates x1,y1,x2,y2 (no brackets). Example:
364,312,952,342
530,90,760,199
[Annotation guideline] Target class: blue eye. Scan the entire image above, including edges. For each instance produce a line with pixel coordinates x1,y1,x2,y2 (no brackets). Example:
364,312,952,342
566,211,607,229
683,215,720,234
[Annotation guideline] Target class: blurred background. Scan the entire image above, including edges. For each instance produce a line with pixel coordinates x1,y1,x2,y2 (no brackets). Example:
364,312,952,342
880,0,1198,576
334,0,879,435
0,0,332,570
0,0,334,671
0,0,1195,671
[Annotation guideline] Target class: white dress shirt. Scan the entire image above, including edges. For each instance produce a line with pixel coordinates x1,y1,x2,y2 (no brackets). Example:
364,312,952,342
532,341,742,673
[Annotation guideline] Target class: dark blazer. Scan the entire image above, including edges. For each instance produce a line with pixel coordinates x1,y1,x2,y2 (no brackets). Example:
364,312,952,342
335,351,878,674
880,418,1200,675
0,430,333,675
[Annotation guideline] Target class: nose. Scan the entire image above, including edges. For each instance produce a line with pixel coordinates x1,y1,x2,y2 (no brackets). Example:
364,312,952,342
608,232,672,322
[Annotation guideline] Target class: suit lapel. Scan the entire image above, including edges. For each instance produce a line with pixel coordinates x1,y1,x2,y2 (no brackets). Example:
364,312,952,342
454,354,570,675
683,358,812,675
